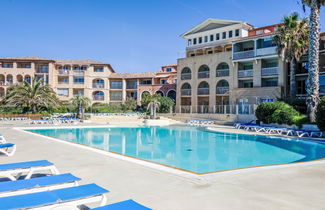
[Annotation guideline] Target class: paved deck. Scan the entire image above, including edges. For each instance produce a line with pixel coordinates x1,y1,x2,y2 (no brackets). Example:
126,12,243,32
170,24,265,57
1,122,325,209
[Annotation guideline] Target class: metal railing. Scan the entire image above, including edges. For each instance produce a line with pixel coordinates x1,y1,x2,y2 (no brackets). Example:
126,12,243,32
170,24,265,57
233,50,255,60
178,104,257,115
181,73,191,80
216,87,229,94
198,71,210,78
181,89,191,96
58,70,69,75
261,67,278,76
126,84,137,89
93,96,104,101
93,83,105,88
216,69,229,77
197,88,209,95
73,70,85,75
238,70,253,77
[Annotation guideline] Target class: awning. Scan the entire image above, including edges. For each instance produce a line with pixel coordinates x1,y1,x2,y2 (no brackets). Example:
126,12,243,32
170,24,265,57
155,75,169,78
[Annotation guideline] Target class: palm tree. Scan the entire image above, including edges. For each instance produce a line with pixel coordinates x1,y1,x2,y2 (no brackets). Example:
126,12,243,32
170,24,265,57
71,96,91,119
301,0,325,121
4,78,59,113
147,96,161,119
273,13,309,98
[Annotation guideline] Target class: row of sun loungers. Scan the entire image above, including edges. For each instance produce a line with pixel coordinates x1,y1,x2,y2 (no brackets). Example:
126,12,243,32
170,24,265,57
0,160,151,209
30,118,80,125
92,112,146,117
187,119,215,126
0,117,29,121
234,123,323,138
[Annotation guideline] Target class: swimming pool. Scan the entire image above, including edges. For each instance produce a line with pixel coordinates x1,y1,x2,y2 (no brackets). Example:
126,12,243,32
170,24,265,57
26,126,325,174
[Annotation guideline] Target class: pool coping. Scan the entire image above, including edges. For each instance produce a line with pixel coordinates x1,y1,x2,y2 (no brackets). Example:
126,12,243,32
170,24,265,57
14,125,325,180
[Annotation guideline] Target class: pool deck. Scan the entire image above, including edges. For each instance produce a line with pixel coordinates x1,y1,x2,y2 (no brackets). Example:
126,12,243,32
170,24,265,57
1,121,325,209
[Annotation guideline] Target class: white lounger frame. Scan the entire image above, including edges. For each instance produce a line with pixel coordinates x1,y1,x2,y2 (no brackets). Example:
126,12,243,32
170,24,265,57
0,164,60,181
0,135,6,143
0,144,16,157
0,179,79,197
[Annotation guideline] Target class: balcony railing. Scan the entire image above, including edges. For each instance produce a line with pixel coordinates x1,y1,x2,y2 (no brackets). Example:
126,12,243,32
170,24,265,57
197,88,209,95
181,89,191,96
93,83,105,88
58,81,69,85
58,70,69,75
74,82,84,85
261,67,279,76
73,70,85,75
198,71,210,79
0,81,12,86
256,46,277,56
93,96,104,101
126,84,137,89
216,69,229,77
233,50,255,60
216,87,229,94
178,104,257,115
110,95,122,101
181,73,191,80
110,85,122,89
238,70,253,78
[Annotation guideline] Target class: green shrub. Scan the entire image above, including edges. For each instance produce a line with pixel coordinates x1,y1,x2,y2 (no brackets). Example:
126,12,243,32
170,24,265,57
293,115,309,128
122,98,137,111
157,96,175,113
255,102,279,124
316,96,325,131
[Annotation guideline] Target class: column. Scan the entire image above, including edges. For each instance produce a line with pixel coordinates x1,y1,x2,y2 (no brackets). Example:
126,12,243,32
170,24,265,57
122,79,126,102
253,59,261,87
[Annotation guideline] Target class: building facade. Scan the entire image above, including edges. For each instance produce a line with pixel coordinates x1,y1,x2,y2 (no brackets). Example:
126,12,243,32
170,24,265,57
0,57,177,104
176,18,325,114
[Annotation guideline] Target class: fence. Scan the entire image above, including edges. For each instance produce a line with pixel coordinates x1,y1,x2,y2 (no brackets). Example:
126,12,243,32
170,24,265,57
178,104,257,115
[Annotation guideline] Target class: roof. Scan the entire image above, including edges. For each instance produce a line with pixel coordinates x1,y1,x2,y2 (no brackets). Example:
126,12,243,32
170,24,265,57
181,18,253,37
0,56,54,61
54,59,108,66
109,72,156,79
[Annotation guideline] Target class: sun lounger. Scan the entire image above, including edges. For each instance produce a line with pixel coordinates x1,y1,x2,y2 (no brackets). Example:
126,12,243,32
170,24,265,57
0,160,59,181
91,199,151,210
0,184,108,210
0,173,80,197
0,135,6,143
0,143,16,157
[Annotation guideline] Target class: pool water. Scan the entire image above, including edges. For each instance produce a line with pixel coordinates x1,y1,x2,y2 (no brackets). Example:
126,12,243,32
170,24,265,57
26,126,325,174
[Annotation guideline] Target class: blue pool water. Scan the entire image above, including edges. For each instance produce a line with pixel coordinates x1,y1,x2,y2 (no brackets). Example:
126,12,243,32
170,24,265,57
26,126,325,174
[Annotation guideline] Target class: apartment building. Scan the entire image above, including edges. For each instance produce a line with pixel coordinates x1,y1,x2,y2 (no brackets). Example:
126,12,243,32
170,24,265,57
0,57,177,104
176,18,325,114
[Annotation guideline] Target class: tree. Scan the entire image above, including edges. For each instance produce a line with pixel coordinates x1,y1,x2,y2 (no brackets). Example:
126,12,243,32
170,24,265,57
147,95,161,119
122,98,137,111
4,78,59,113
157,96,175,113
71,96,91,119
273,13,309,98
301,0,325,121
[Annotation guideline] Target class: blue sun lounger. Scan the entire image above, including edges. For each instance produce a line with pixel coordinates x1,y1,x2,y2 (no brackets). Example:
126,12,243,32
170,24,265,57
92,199,152,210
0,184,109,210
0,173,80,197
0,160,59,181
0,143,16,157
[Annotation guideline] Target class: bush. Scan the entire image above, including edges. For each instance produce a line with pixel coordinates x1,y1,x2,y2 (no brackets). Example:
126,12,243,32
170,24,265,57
122,98,137,111
255,101,300,125
293,115,309,128
157,96,175,113
316,96,325,131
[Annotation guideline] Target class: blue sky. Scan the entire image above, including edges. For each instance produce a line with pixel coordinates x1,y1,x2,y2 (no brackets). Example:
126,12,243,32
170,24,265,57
0,0,324,73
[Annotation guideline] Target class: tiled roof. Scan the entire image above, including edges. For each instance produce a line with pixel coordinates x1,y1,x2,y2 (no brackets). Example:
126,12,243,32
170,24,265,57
54,59,108,65
0,56,53,61
110,72,156,79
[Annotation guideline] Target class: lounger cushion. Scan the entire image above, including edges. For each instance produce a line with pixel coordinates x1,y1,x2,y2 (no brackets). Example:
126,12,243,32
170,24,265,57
0,143,14,148
92,199,151,210
0,173,80,193
0,160,53,171
0,184,109,210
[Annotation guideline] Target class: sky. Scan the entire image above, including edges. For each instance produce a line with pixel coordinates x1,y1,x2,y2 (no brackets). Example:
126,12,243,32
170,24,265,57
0,0,324,73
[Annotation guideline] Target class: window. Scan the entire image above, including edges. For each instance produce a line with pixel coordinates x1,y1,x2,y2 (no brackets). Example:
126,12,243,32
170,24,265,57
160,79,167,84
262,78,278,87
239,80,253,88
94,67,104,72
1,63,13,68
193,38,197,45
198,37,202,44
17,63,31,68
210,35,214,42
73,76,84,84
297,79,307,94
36,65,49,73
222,32,226,39
58,77,69,84
257,37,276,49
57,88,69,97
216,33,220,40
110,81,123,89
320,75,325,93
164,67,172,72
188,39,192,46
235,29,240,37
140,80,152,85
204,36,208,42
80,66,87,70
110,92,122,101
73,89,84,96
228,31,233,38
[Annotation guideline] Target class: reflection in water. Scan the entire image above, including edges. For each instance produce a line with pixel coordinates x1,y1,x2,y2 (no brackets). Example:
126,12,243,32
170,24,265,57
28,126,325,173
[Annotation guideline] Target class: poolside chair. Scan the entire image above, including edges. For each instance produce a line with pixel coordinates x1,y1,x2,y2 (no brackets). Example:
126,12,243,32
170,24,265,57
0,143,16,157
0,184,108,210
0,134,6,143
91,199,152,210
0,160,59,181
0,173,80,197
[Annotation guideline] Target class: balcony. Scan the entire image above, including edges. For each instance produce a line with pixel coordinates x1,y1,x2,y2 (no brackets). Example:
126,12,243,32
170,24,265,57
216,69,229,77
110,85,122,89
0,81,12,86
93,96,104,101
216,87,229,94
73,70,85,75
198,72,209,79
93,83,105,89
256,46,277,56
261,67,278,76
126,84,137,89
197,88,209,95
233,50,255,60
110,96,122,101
238,70,253,78
58,70,69,75
181,73,191,80
58,81,69,85
181,89,191,96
